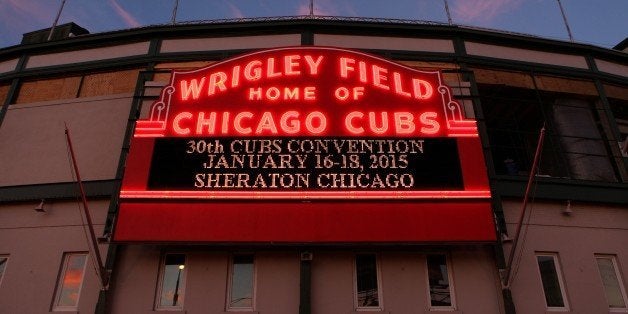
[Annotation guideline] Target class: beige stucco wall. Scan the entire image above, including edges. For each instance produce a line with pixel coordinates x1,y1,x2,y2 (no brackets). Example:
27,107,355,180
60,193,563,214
160,34,301,53
0,200,109,313
109,248,502,314
0,93,133,186
465,42,589,69
314,34,455,53
502,200,628,313
25,41,150,68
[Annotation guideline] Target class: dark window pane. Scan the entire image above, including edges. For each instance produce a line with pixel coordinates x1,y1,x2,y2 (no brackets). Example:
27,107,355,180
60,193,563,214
356,254,379,307
0,257,7,285
427,254,452,307
56,253,87,308
159,254,186,307
596,257,627,308
229,255,254,308
537,255,565,307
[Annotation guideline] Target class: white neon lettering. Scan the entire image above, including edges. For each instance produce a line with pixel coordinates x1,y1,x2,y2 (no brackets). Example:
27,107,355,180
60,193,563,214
249,87,262,100
393,72,411,97
304,55,324,75
231,66,241,88
180,78,205,101
420,111,440,134
345,111,364,134
244,60,262,80
335,87,349,101
221,112,230,134
339,57,355,78
173,112,193,135
196,111,216,135
208,72,227,96
372,65,389,90
267,57,281,78
305,111,326,134
266,87,280,100
284,87,299,100
284,55,301,75
304,86,316,100
369,112,388,134
394,112,415,134
280,111,300,134
234,112,253,134
255,112,279,134
412,79,433,99
358,61,367,83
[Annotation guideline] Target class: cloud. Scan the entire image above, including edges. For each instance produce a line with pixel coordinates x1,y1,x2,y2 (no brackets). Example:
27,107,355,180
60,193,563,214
451,0,523,24
109,0,140,28
225,1,245,18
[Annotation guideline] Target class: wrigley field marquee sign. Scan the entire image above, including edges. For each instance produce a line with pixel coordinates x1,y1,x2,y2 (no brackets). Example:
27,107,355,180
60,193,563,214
114,47,494,243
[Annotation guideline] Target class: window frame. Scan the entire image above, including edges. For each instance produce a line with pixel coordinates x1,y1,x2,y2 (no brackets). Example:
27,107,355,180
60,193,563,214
353,253,384,311
595,254,628,312
535,252,569,311
425,253,457,311
226,253,257,312
52,252,88,312
0,254,8,287
155,253,187,311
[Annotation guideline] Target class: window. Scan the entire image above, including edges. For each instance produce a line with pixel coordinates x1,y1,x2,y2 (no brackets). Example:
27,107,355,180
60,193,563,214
476,72,622,182
426,254,455,308
156,253,186,310
536,253,568,310
227,254,255,310
53,252,88,311
354,254,381,309
595,255,628,310
0,255,8,287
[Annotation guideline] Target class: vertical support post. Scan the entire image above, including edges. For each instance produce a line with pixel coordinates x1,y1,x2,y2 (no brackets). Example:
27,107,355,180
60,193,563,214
299,253,312,314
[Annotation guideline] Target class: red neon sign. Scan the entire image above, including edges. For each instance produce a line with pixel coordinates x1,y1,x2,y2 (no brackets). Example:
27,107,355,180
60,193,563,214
135,47,476,138
114,47,494,243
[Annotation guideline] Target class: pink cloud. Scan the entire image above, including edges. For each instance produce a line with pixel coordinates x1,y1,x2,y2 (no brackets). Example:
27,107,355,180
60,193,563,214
225,1,245,19
109,0,140,28
0,0,53,31
451,0,523,24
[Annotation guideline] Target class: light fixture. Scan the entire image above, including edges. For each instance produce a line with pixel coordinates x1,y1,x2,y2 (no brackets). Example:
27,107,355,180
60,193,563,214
562,200,573,215
501,233,512,243
178,265,185,270
34,199,46,212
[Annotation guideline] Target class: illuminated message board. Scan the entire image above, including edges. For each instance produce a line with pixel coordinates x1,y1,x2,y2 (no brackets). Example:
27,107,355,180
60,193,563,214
114,47,494,243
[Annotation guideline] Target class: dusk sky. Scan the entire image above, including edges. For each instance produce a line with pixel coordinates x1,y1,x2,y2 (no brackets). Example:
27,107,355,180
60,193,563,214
0,0,626,49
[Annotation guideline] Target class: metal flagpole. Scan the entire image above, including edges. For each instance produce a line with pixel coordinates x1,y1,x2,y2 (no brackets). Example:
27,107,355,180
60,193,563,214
443,0,453,25
556,0,574,42
48,0,67,41
171,0,180,25
503,125,546,288
65,124,110,289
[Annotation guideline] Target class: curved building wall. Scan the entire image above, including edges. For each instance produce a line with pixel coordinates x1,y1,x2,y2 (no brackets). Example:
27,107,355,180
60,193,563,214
0,21,625,314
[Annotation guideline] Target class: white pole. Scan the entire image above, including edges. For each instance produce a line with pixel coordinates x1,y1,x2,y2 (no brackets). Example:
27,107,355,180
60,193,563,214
443,0,453,25
556,0,574,42
171,0,180,25
48,0,67,41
